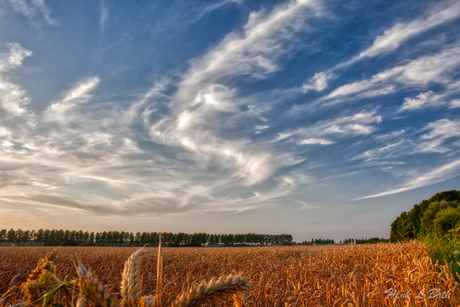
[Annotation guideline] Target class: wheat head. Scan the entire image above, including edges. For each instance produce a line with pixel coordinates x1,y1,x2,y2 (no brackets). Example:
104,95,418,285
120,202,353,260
171,274,252,307
138,295,155,307
76,264,117,307
120,249,149,307
27,250,57,282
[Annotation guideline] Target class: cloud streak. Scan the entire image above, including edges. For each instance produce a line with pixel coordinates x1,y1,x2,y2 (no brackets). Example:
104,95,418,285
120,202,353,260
359,1,460,58
358,158,460,199
6,0,58,26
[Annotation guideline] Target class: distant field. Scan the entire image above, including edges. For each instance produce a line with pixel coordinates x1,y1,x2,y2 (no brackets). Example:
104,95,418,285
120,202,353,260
1,242,459,306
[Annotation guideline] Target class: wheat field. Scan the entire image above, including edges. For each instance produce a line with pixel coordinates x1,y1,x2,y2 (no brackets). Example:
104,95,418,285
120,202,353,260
1,241,459,306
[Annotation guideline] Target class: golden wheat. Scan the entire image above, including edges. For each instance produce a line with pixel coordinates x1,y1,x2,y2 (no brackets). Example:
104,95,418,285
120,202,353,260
120,249,149,307
1,241,460,306
76,264,117,307
171,274,252,307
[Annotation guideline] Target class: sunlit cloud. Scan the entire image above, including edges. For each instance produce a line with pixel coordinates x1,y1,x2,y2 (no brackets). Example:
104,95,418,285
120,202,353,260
326,43,460,101
44,77,100,123
148,0,322,186
277,110,382,143
302,1,460,93
302,72,332,93
358,1,460,58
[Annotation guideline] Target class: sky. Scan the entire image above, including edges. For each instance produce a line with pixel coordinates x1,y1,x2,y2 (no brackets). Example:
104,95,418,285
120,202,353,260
0,0,459,242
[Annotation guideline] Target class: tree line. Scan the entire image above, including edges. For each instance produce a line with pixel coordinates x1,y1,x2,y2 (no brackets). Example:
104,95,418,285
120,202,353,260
390,190,460,242
0,228,293,247
299,238,335,245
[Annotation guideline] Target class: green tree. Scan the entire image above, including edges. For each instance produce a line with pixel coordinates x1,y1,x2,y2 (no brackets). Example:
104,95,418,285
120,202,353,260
421,200,448,231
390,190,460,241
433,207,460,233
0,229,6,243
36,229,44,243
89,232,95,245
15,229,24,244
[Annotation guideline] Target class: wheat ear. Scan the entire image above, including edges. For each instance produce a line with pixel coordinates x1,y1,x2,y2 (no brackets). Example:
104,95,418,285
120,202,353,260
76,264,117,307
120,249,149,307
171,274,252,307
138,295,156,307
28,250,57,281
232,292,248,307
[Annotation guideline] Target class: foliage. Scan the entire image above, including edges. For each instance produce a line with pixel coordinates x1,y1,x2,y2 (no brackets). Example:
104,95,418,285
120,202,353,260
432,206,460,233
417,230,460,282
390,190,460,282
390,190,460,242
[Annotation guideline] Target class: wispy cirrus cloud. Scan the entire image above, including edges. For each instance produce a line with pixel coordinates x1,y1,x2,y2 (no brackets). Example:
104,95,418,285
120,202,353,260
303,1,460,93
358,158,460,200
359,1,460,58
326,42,460,101
353,117,460,163
0,43,32,72
44,77,100,123
148,0,322,186
277,110,382,145
6,0,58,26
399,80,460,111
417,119,460,154
99,0,108,32
0,43,33,118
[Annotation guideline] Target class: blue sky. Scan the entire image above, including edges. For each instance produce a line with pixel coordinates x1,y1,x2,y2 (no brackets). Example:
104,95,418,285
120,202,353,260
0,0,459,242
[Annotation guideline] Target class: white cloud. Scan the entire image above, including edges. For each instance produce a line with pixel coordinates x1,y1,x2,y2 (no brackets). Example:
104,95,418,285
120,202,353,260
0,43,32,72
99,0,108,32
7,0,58,26
0,81,30,116
302,72,333,93
44,77,100,123
148,0,322,185
358,158,460,199
327,43,460,100
399,80,460,111
303,1,460,93
277,110,382,144
0,44,33,117
416,119,460,153
359,1,460,58
353,140,409,162
299,138,334,145
187,0,243,24
400,91,438,111
177,0,321,102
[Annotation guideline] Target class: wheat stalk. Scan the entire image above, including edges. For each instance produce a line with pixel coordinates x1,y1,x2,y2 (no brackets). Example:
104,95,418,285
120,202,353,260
120,249,149,307
156,233,163,307
171,274,252,307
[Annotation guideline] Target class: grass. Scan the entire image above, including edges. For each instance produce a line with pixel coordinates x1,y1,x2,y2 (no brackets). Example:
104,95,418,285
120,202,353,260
417,229,460,282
